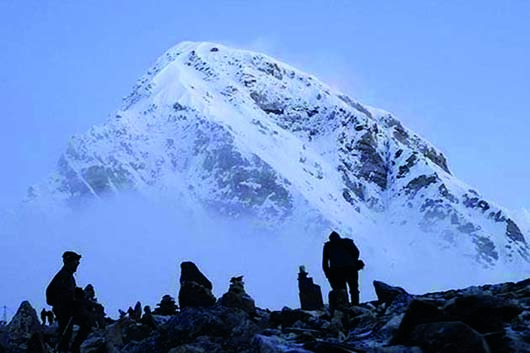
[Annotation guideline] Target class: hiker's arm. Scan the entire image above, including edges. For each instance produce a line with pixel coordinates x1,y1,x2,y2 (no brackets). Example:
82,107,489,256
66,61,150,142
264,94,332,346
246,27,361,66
322,244,330,277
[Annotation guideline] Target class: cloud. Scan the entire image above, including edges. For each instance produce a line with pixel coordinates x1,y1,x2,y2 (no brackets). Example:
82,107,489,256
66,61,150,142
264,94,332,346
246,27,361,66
0,192,331,321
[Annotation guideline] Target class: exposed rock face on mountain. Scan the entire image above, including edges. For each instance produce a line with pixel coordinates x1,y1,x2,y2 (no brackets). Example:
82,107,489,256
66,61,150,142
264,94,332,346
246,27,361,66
4,278,530,353
21,42,529,289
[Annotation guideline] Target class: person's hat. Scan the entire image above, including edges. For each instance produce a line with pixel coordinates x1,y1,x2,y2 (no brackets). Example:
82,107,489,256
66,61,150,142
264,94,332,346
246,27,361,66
62,251,81,261
329,231,341,241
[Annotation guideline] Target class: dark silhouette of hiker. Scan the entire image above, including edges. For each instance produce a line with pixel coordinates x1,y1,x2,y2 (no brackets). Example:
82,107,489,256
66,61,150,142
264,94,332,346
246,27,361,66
83,284,106,329
179,261,216,308
46,251,91,353
40,308,54,325
322,231,364,305
180,261,213,289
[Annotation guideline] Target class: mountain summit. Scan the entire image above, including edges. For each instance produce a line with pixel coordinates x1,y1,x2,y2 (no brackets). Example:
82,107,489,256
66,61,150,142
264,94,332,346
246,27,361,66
24,41,529,295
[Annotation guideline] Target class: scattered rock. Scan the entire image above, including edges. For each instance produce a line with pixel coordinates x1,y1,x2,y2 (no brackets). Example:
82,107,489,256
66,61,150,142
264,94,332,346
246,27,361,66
6,277,530,353
444,294,521,334
162,305,259,351
373,281,414,314
270,307,313,329
80,331,107,353
251,334,293,353
392,299,446,344
408,321,490,353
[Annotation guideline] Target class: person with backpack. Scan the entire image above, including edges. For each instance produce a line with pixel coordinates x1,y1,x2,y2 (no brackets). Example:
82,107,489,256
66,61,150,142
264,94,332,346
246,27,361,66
322,231,365,306
46,251,91,353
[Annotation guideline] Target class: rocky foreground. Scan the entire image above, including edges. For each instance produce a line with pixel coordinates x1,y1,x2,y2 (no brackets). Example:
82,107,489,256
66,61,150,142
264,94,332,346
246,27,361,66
3,277,530,353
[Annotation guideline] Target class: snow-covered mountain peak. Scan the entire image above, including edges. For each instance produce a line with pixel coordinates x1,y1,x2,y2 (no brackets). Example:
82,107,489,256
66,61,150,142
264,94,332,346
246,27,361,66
23,41,530,296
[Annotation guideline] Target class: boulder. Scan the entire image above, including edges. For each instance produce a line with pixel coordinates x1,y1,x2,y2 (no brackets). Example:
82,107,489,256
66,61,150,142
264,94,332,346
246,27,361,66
119,336,160,353
269,307,313,329
376,314,404,343
80,331,107,353
4,301,43,352
443,294,521,333
346,305,376,335
373,281,413,311
103,316,151,349
251,334,292,353
393,299,445,344
408,321,490,353
442,294,521,352
163,305,259,350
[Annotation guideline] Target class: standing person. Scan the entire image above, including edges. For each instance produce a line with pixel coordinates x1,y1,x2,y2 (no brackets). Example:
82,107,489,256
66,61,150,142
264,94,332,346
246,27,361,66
84,284,107,329
46,251,91,353
322,231,364,305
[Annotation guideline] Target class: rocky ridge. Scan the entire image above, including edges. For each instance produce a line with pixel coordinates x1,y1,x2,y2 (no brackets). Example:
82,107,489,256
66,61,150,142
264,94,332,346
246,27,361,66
3,276,530,353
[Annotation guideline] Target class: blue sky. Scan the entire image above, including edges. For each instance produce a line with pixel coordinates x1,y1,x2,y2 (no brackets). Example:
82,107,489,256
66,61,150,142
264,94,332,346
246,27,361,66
0,0,528,212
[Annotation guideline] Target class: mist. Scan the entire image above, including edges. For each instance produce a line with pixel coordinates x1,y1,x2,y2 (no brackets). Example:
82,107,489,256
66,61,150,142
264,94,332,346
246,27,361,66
1,192,333,321
2,188,529,323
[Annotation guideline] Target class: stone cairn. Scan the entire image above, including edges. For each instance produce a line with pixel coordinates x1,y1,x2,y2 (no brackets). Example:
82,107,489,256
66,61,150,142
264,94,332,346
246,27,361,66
218,276,256,314
298,266,324,311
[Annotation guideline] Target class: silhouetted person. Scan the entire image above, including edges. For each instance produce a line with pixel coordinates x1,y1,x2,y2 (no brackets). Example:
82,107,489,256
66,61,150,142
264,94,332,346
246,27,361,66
322,231,364,305
83,284,106,329
46,251,91,353
127,301,142,321
118,309,127,319
141,305,159,331
40,309,54,325
180,261,212,290
179,261,216,308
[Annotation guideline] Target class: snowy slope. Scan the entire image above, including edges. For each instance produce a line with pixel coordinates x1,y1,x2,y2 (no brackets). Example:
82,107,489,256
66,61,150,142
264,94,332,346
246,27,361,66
10,42,530,314
513,208,530,236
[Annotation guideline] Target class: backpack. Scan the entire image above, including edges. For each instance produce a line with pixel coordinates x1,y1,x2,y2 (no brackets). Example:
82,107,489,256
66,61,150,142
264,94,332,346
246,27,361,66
356,259,365,270
46,280,57,306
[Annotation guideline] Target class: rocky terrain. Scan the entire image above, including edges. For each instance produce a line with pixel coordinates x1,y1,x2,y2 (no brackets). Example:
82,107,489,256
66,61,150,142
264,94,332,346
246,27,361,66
3,273,530,353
